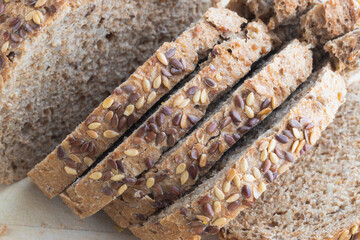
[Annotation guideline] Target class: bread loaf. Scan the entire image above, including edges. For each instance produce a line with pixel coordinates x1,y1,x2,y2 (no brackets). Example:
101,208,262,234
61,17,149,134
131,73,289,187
60,18,273,218
220,79,360,240
28,7,241,198
129,63,346,239
0,0,219,184
104,39,313,229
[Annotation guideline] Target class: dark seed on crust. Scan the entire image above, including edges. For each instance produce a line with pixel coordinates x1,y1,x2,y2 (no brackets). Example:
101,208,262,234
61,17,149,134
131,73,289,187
127,114,136,127
13,21,22,33
71,139,84,147
9,17,20,27
19,28,27,38
144,131,156,143
167,134,176,146
85,115,96,126
205,226,220,235
187,86,198,95
242,199,255,207
233,133,241,141
174,155,180,163
161,68,172,77
241,185,251,198
264,170,274,183
114,87,122,95
129,93,141,104
153,183,163,196
136,125,148,137
203,203,214,217
108,159,118,170
261,159,271,172
204,77,216,88
118,116,127,130
188,165,198,179
180,58,187,70
49,5,57,15
306,123,315,130
3,31,10,41
188,115,200,125
71,146,81,154
172,113,182,126
170,185,181,197
198,195,211,204
156,113,165,127
161,106,173,116
122,84,135,93
224,134,235,146
0,55,5,69
274,147,284,159
136,179,144,186
171,67,182,75
170,59,183,69
180,207,187,216
102,171,113,181
211,48,220,57
261,98,271,110
57,146,65,159
65,159,77,169
155,174,167,183
247,118,259,127
209,64,216,71
116,160,125,172
230,110,241,123
67,135,75,143
304,143,311,152
123,178,136,185
208,142,219,154
190,148,199,161
220,117,232,129
136,214,147,222
165,127,177,135
0,2,4,15
206,121,218,134
234,95,245,110
111,114,119,129
275,134,288,144
165,48,176,59
102,187,113,195
289,119,301,128
110,181,123,190
284,151,295,162
273,172,279,180
192,226,206,235
144,157,154,169
283,129,294,139
149,123,159,134
80,142,90,153
109,101,121,111
227,200,241,211
88,142,96,155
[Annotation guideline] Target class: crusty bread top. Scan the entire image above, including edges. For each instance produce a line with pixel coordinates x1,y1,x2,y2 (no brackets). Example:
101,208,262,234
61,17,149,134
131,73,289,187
220,79,360,240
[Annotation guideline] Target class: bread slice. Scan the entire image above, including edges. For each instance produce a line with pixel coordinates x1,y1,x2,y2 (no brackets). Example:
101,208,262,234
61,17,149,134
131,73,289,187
129,64,346,240
301,0,360,45
104,39,313,229
28,7,245,198
0,0,220,185
325,29,360,72
219,79,360,240
59,19,274,218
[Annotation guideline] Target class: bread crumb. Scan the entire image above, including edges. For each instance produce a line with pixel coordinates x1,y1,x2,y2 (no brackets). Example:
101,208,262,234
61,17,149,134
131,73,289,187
0,225,7,235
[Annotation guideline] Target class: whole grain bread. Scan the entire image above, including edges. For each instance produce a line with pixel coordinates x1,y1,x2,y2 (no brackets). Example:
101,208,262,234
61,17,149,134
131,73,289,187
220,79,360,240
60,18,274,219
103,39,313,229
0,0,219,184
325,29,360,72
129,64,346,240
28,7,243,198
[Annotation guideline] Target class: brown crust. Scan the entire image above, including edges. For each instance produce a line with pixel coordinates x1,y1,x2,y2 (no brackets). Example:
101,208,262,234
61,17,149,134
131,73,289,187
103,39,313,229
28,7,244,199
129,64,346,240
59,19,273,219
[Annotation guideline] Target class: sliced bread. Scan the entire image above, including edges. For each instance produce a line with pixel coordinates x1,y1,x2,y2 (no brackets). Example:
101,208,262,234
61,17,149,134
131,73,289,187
103,39,313,229
219,79,360,240
28,7,245,198
60,19,274,218
129,63,346,239
0,0,219,184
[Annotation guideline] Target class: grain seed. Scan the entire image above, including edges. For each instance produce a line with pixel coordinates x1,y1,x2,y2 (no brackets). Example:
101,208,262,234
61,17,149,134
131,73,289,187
227,168,237,182
196,215,210,223
260,149,268,161
123,104,135,116
146,177,155,188
296,140,306,154
118,184,128,195
199,154,207,168
180,113,187,129
291,140,299,153
269,152,279,164
215,72,222,82
147,91,157,103
33,11,43,25
136,96,145,109
142,79,151,92
178,98,190,109
153,75,162,89
111,174,125,181
257,107,271,116
226,193,240,203
351,225,358,234
277,164,289,174
233,174,241,188
25,11,35,21
212,218,227,227
259,141,269,151
246,92,254,106
162,76,170,89
244,106,254,118
124,149,139,157
309,131,316,145
223,181,231,193
69,154,81,164
88,122,101,130
289,119,301,128
157,52,168,65
271,97,276,109
193,90,201,103
181,171,189,185
234,95,245,110
89,172,102,180
176,163,186,174
103,130,119,138
268,139,276,152
214,187,225,200
218,143,226,153
64,166,77,175
83,157,94,167
173,95,184,107
240,158,248,172
284,151,295,162
253,167,261,179
213,201,221,213
258,181,266,193
1,41,9,53
200,89,207,104
293,128,301,139
339,230,350,240
87,130,98,139
35,0,47,8
243,174,256,182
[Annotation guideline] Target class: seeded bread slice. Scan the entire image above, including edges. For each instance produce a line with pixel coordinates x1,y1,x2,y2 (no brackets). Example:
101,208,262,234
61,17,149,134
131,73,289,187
0,0,220,185
300,0,360,45
325,29,360,72
103,39,313,229
219,80,360,240
129,64,346,240
28,7,246,198
60,19,274,218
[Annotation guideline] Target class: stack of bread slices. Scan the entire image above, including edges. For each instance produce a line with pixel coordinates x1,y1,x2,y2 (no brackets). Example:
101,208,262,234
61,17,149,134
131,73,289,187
11,0,360,239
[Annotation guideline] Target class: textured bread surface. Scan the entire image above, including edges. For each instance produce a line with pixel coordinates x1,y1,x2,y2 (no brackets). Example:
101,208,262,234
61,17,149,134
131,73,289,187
325,29,360,72
60,17,273,219
103,39,313,229
0,0,217,184
28,6,235,198
129,64,346,240
220,80,360,240
301,0,360,45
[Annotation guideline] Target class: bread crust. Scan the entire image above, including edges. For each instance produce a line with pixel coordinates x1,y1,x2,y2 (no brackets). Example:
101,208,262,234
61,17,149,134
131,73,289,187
103,39,313,229
129,64,346,240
